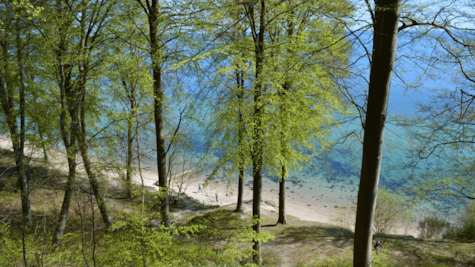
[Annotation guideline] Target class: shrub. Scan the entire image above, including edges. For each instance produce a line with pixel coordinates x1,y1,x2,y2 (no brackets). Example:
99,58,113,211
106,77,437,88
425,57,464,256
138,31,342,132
418,215,451,239
444,200,475,241
374,187,414,235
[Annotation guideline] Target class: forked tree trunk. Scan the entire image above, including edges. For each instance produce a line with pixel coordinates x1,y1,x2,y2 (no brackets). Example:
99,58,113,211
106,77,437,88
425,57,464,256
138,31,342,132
75,14,114,229
353,1,401,266
53,25,79,244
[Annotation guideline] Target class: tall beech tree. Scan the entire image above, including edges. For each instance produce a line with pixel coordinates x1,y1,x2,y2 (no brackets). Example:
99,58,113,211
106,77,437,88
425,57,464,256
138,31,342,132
133,0,172,227
242,0,267,264
264,0,351,225
33,0,117,243
204,3,350,256
0,2,34,226
353,0,401,265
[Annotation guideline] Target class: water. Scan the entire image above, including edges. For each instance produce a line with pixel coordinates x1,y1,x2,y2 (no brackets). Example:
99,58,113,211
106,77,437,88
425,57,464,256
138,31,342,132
129,32,471,224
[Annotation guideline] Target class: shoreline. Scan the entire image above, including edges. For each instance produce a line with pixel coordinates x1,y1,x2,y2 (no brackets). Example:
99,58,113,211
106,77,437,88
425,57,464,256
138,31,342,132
0,134,419,237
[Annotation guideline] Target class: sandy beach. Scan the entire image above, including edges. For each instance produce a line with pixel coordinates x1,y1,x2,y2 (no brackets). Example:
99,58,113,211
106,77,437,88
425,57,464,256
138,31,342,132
0,134,419,236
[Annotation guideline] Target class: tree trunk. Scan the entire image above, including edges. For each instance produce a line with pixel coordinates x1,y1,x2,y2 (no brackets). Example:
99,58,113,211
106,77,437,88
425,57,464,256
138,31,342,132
53,156,76,244
235,68,245,213
0,29,32,226
277,165,287,225
235,160,244,213
250,0,266,264
149,0,170,227
126,94,135,200
277,81,290,225
53,26,79,243
353,1,401,266
16,23,31,227
76,15,114,229
77,104,114,229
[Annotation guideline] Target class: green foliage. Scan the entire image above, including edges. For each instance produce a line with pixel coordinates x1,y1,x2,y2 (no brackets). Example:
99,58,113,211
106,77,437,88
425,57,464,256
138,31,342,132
301,248,394,267
201,0,353,183
444,200,475,241
185,209,274,265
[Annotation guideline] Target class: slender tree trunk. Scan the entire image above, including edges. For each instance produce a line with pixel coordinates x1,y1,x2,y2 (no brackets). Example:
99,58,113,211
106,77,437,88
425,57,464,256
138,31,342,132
33,95,48,162
0,26,32,226
75,14,114,229
277,165,287,225
126,94,135,199
235,68,245,213
53,26,79,243
236,163,244,213
16,23,31,226
277,81,290,225
249,0,266,264
353,1,401,266
134,100,146,214
149,0,170,227
77,103,114,229
53,156,76,244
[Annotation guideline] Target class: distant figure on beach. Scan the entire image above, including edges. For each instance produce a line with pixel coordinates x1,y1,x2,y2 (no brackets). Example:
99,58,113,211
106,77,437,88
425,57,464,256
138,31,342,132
215,193,218,203
198,183,202,192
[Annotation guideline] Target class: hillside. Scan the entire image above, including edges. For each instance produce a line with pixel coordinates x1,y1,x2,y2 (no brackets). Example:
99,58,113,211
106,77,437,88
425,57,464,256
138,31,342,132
1,146,474,266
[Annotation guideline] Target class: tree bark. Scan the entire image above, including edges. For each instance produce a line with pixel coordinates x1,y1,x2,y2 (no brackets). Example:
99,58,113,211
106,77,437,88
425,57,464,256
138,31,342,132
77,99,114,229
16,20,31,227
148,0,170,227
53,156,77,244
126,87,136,200
353,1,401,266
235,67,245,213
248,0,266,264
0,23,32,226
277,165,287,225
277,80,290,225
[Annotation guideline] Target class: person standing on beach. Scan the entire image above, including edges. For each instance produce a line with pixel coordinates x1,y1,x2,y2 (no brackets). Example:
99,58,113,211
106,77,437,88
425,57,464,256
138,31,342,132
198,183,202,193
216,193,218,203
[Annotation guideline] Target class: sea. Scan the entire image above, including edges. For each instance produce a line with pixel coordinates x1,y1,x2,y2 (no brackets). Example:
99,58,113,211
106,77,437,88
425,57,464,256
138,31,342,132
110,31,471,224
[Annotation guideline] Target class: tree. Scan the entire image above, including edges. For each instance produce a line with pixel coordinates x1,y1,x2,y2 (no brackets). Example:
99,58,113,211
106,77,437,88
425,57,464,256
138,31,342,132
132,0,205,227
133,0,172,227
108,8,154,200
0,0,42,226
200,1,350,262
263,0,351,225
353,0,401,266
32,0,117,243
239,0,267,264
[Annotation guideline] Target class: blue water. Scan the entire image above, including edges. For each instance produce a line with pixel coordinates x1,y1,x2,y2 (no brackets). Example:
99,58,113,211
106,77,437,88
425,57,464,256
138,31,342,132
129,32,470,218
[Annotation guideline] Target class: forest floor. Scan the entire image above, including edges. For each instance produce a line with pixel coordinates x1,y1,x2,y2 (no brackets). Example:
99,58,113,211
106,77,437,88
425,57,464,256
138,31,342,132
168,195,475,267
1,146,475,266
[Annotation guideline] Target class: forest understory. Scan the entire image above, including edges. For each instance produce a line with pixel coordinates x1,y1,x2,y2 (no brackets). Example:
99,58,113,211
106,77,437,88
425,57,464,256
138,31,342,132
1,147,474,267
